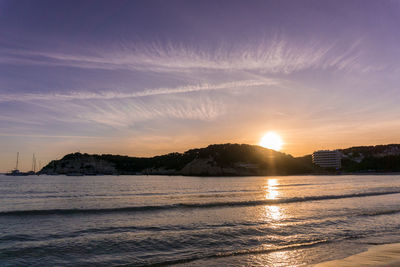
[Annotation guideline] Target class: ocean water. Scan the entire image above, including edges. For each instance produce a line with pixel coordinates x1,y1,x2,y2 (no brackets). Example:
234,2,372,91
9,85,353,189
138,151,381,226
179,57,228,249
1,175,400,266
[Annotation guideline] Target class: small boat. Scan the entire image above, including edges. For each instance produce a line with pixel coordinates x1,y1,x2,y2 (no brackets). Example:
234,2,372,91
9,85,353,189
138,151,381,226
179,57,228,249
5,152,36,176
6,152,25,176
6,169,30,176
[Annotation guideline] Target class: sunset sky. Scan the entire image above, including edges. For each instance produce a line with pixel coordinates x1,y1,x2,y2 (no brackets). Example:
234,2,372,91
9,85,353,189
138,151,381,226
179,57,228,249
1,0,400,171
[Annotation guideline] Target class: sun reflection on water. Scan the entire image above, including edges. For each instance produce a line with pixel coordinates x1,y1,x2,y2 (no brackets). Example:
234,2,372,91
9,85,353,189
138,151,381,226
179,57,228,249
265,178,279,200
265,205,282,221
263,178,286,222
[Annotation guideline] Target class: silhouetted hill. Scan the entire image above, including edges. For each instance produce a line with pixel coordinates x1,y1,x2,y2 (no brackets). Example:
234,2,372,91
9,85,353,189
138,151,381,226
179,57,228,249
40,144,313,176
40,143,400,176
340,144,400,172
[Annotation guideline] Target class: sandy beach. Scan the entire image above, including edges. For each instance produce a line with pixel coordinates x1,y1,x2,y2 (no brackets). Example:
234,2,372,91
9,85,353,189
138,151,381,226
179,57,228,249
315,243,400,267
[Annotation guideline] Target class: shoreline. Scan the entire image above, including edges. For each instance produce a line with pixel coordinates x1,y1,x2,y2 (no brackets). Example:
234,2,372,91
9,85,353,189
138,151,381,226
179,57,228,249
2,172,400,177
315,243,400,267
0,172,400,177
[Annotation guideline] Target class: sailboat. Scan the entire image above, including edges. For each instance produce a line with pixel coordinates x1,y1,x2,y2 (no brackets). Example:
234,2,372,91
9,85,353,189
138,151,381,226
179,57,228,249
6,152,24,176
26,154,37,175
6,153,36,176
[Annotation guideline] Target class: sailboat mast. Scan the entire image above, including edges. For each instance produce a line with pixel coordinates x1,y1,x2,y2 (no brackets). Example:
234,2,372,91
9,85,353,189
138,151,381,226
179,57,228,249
15,152,19,170
32,153,37,173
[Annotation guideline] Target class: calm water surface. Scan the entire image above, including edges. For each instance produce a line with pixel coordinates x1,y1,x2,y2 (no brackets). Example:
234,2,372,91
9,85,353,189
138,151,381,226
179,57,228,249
1,174,400,266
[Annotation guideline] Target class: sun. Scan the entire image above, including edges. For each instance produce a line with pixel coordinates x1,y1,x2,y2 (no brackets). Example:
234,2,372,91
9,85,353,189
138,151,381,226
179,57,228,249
259,132,283,151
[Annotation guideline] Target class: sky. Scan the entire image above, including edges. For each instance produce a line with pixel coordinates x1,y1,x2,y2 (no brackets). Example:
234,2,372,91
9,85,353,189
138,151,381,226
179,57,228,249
1,0,400,171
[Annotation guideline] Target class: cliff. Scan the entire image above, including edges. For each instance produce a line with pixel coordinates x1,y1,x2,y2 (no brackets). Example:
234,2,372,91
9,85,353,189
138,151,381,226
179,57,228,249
40,153,118,175
39,144,313,176
39,143,400,176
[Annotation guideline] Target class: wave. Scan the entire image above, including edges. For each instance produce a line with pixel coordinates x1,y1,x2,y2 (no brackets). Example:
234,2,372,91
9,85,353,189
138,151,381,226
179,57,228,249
0,190,262,200
276,183,315,187
1,190,399,216
136,240,329,266
360,208,400,217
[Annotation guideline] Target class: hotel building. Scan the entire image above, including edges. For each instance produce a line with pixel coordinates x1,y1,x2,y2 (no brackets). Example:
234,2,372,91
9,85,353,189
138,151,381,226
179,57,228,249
312,150,342,169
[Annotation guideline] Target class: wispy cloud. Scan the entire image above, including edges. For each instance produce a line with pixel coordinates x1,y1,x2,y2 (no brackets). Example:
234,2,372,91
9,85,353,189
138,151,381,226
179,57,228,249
0,88,236,129
0,79,276,102
0,37,375,74
76,96,228,127
0,133,103,139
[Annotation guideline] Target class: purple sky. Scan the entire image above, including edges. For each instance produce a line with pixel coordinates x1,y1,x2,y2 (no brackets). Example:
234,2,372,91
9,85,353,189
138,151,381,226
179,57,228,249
1,0,400,171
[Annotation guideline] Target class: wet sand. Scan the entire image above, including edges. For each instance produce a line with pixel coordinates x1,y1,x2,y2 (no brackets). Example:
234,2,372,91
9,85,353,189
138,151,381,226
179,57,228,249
315,243,400,267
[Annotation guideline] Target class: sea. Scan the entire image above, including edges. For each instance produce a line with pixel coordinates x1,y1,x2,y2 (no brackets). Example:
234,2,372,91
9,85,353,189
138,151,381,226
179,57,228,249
1,174,400,266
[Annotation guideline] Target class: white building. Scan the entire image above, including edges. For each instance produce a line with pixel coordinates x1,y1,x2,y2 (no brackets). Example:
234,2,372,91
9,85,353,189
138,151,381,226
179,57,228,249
312,150,341,169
